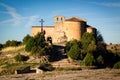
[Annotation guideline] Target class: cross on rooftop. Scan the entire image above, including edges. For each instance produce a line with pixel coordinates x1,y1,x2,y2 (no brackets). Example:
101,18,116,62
39,19,44,32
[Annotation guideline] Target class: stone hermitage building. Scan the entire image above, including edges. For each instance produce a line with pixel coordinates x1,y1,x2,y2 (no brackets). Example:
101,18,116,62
32,16,96,43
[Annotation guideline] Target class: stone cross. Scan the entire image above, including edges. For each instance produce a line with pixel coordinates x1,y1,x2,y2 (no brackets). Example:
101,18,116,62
39,19,44,32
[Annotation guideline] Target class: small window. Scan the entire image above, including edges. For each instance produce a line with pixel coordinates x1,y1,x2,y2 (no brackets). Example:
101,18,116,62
61,18,62,21
56,17,58,21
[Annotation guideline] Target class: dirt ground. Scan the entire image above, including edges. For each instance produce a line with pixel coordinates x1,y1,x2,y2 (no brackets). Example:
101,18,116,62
0,69,120,80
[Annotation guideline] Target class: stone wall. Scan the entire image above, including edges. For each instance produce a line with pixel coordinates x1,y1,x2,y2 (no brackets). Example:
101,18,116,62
32,16,95,43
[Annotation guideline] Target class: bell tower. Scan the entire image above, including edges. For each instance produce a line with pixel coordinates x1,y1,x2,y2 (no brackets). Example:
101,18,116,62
54,16,65,31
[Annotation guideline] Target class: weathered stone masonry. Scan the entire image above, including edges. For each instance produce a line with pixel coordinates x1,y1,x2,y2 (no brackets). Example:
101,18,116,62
32,16,96,43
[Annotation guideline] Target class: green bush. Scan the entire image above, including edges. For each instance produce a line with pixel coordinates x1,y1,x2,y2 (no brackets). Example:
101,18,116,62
97,55,104,67
23,34,32,44
87,41,96,53
25,32,46,57
82,53,96,66
113,61,120,69
81,32,96,53
67,43,82,60
25,37,34,52
14,53,29,62
65,39,81,53
97,55,104,64
4,40,22,47
31,46,45,56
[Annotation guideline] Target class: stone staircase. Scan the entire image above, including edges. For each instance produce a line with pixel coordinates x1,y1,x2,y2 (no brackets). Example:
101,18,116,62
51,44,81,69
51,58,80,68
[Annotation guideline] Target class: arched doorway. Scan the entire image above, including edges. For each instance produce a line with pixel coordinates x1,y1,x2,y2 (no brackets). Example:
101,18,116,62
47,36,52,44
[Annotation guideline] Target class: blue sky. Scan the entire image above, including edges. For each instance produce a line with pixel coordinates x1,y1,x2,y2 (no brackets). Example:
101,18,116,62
0,0,120,44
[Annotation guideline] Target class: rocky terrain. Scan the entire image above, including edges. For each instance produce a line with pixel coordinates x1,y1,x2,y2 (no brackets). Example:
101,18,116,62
0,44,120,80
0,69,120,80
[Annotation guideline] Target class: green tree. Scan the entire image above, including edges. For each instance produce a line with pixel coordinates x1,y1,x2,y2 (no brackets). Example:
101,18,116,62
4,40,21,47
25,37,34,52
81,32,96,53
23,34,32,44
82,53,96,66
87,41,96,53
97,55,104,67
96,31,104,43
113,61,120,69
67,43,82,60
65,39,81,53
31,46,45,56
34,32,46,48
25,32,46,57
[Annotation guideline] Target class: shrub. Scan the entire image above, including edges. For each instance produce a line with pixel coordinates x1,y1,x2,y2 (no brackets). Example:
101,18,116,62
97,55,104,67
97,55,104,64
81,32,96,53
25,32,46,57
87,41,96,53
25,37,34,52
14,53,29,62
4,40,22,47
113,61,120,69
31,46,45,57
23,34,32,44
67,43,82,60
65,39,81,53
38,63,54,71
82,53,96,66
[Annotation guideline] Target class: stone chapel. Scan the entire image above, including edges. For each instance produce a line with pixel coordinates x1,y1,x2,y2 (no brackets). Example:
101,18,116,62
32,16,96,43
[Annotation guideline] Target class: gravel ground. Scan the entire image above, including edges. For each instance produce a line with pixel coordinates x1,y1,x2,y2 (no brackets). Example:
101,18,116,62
0,69,120,80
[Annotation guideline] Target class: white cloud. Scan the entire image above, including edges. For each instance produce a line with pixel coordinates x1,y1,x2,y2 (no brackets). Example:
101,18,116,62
92,2,120,7
101,2,120,7
25,15,39,28
0,2,39,27
0,2,22,25
0,19,13,24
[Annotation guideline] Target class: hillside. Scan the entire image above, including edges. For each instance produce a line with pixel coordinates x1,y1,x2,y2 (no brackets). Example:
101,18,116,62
107,44,120,53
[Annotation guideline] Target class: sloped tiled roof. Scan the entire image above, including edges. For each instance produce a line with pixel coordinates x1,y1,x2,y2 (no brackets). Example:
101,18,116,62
65,16,86,22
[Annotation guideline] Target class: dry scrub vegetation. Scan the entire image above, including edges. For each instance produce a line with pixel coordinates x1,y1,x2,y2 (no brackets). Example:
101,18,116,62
1,45,25,53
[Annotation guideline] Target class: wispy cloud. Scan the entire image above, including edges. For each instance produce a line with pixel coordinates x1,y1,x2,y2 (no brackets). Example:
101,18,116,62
0,19,13,24
0,2,39,27
92,2,120,7
25,15,39,28
0,2,22,25
101,2,120,7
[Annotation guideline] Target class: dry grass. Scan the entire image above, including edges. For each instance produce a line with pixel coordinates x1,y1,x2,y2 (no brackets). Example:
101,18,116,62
107,44,120,53
1,45,25,53
0,69,120,80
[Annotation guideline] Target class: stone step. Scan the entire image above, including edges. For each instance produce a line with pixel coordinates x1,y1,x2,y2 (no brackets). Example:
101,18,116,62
51,59,80,68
